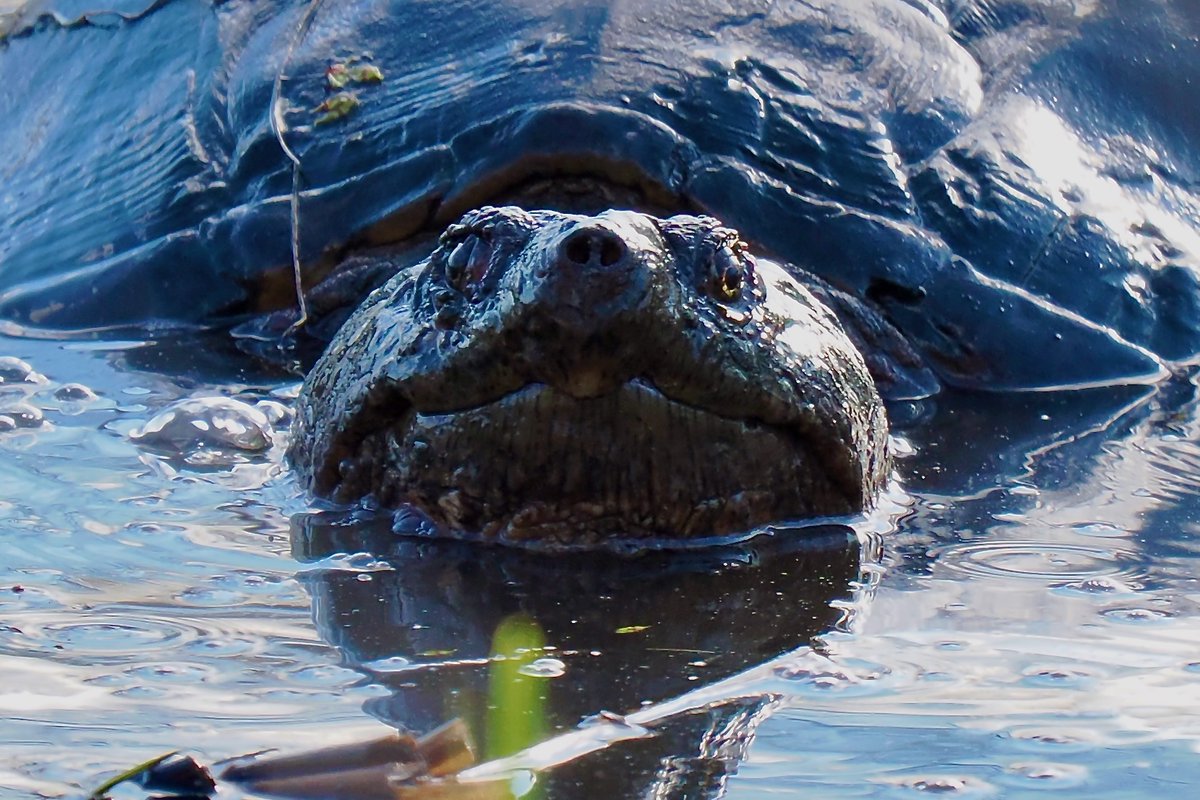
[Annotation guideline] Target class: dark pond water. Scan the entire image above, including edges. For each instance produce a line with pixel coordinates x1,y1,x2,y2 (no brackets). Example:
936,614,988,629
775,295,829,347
2,331,1199,799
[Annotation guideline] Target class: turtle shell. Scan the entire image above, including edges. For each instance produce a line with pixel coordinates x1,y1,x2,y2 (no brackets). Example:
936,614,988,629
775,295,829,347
0,0,1197,390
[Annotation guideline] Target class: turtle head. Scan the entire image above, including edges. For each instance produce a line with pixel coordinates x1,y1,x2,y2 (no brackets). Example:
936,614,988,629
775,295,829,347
288,207,889,548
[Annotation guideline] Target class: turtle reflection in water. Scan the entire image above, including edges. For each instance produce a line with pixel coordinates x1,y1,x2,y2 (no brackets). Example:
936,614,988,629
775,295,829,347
2,1,1197,545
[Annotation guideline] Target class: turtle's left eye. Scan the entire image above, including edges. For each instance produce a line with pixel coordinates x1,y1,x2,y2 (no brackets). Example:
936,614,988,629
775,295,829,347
714,250,743,300
704,243,752,303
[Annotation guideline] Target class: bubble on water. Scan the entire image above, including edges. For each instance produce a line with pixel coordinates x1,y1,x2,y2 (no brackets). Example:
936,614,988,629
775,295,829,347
1020,665,1095,689
1053,575,1142,596
182,635,262,658
1003,761,1088,787
1070,521,1127,538
519,657,567,678
297,551,392,574
579,710,649,737
0,357,46,385
54,383,98,402
1101,607,1171,624
123,662,217,684
286,664,363,687
1003,726,1100,755
877,774,995,796
176,586,249,607
0,402,44,429
363,656,413,673
51,382,102,415
130,397,274,458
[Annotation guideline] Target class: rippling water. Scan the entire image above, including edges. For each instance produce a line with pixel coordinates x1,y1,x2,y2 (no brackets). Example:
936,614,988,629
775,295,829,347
1,332,1199,799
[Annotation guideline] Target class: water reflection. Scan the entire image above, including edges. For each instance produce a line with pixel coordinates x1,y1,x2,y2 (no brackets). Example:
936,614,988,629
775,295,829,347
292,519,867,796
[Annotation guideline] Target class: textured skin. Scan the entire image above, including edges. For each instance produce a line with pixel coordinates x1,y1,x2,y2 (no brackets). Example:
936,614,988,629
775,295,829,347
289,208,889,545
1,1,1197,390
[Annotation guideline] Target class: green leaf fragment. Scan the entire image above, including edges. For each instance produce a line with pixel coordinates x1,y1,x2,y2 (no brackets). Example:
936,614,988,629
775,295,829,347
326,63,350,89
349,64,384,83
326,61,383,90
88,751,178,800
314,92,360,125
615,625,651,634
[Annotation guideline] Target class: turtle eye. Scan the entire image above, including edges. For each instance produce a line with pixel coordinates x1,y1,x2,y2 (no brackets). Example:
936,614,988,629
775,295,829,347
715,256,742,300
443,234,493,296
706,244,749,302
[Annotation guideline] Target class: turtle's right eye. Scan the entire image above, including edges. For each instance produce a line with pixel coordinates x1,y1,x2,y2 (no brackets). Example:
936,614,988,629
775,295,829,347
441,234,493,298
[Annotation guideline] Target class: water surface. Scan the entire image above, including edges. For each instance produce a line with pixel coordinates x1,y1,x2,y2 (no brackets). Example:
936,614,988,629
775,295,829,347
1,332,1198,799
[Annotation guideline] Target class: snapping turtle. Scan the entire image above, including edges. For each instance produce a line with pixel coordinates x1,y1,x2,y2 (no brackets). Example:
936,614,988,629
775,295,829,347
2,1,1199,541
289,207,890,544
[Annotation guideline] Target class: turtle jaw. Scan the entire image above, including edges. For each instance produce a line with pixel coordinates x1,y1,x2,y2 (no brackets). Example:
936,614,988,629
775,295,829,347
335,380,859,548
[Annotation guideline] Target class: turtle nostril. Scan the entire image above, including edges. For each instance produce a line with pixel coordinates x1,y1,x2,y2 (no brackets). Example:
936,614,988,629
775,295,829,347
563,233,592,266
561,227,628,268
598,234,625,267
